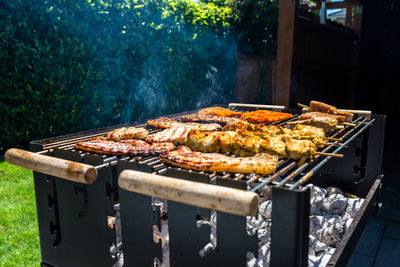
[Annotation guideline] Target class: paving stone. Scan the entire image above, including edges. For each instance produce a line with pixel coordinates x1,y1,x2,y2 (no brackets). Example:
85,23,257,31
353,216,386,257
374,237,400,267
377,187,399,220
346,253,374,267
389,197,400,219
384,220,400,240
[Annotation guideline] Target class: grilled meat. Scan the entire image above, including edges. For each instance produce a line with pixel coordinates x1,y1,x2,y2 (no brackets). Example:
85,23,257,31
75,138,175,156
107,127,148,141
185,130,243,154
160,145,278,175
180,114,243,125
300,111,346,123
310,101,354,122
294,112,344,133
145,127,192,145
185,129,316,160
224,121,327,148
146,117,221,131
240,109,293,123
223,120,291,135
283,135,316,161
197,107,243,117
291,124,326,148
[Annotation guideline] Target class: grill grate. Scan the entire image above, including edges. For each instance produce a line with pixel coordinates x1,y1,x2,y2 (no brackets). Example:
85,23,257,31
30,105,374,192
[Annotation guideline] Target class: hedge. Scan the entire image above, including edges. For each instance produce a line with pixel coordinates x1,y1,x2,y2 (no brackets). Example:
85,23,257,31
0,0,278,151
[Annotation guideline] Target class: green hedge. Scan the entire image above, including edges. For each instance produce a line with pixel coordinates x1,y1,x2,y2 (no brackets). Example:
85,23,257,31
0,0,278,151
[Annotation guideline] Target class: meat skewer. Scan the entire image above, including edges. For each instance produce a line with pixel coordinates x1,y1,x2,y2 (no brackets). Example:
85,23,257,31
287,112,347,133
290,124,328,148
146,117,221,131
223,120,334,148
310,100,354,122
75,137,175,156
223,120,291,136
145,127,192,145
107,127,149,141
197,107,243,117
298,101,354,122
160,145,279,175
180,114,243,125
185,129,342,163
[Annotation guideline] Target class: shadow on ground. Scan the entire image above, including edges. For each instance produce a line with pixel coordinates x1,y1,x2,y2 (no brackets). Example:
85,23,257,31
347,175,400,266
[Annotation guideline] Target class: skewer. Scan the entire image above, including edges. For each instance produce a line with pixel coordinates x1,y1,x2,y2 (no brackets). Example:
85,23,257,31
288,119,344,129
289,118,375,189
320,142,332,146
339,110,355,117
314,152,343,158
297,103,310,110
286,119,311,125
270,117,367,190
342,122,356,127
326,137,343,142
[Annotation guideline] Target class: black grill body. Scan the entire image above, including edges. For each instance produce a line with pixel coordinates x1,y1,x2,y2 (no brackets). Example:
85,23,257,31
27,107,385,267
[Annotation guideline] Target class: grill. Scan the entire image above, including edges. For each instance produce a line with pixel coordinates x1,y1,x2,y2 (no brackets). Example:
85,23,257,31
5,103,385,267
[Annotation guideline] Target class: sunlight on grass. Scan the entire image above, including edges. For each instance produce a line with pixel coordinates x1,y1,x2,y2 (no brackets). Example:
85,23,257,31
0,161,41,266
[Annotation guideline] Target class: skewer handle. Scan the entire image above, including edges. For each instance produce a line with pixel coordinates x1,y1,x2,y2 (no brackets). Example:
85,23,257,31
342,122,356,127
315,152,344,158
286,119,312,125
118,169,260,216
297,103,310,110
326,137,343,142
5,148,97,184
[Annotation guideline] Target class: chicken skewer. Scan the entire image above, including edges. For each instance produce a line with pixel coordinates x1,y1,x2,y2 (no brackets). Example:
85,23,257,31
298,101,354,121
145,127,192,145
180,113,243,125
223,120,341,147
107,127,149,141
233,128,343,158
147,117,221,131
185,129,342,165
287,112,350,133
298,101,355,126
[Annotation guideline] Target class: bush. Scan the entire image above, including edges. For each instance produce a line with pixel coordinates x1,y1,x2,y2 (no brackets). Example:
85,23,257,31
0,0,238,150
0,0,279,151
229,0,279,55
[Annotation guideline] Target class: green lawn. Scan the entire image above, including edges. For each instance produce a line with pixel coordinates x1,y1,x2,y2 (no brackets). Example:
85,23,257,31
0,161,41,266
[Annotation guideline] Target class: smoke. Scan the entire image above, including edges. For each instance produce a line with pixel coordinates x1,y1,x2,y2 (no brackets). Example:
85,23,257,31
196,65,227,109
40,0,238,125
121,57,168,123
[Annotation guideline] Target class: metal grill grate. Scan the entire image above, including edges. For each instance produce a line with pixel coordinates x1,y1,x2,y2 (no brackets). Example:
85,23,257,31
30,105,374,192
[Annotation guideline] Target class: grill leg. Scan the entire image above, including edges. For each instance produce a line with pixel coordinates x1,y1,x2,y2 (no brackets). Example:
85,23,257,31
270,187,310,267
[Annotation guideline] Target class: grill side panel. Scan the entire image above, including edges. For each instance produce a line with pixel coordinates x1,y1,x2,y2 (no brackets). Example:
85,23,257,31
305,114,385,198
33,151,116,267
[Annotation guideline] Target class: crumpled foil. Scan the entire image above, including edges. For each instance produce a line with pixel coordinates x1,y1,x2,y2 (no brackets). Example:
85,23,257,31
246,184,364,267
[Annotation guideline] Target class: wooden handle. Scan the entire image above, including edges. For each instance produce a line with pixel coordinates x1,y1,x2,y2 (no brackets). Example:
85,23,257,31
228,103,286,110
118,169,260,216
5,148,97,184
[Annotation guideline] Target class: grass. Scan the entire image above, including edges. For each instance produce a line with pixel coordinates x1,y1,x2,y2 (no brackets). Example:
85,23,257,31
0,160,41,266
